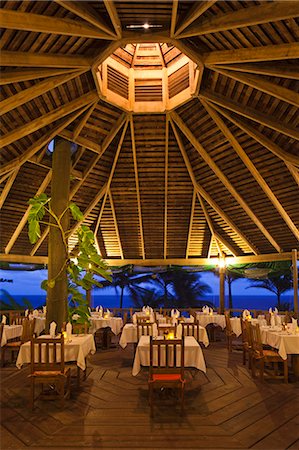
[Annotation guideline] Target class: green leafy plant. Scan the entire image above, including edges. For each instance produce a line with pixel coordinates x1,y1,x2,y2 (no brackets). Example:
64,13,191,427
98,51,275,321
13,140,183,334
28,194,112,324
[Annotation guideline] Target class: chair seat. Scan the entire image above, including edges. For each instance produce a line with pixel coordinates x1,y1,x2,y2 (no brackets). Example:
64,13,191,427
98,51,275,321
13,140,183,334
151,373,183,382
5,341,22,347
31,368,70,377
263,349,282,359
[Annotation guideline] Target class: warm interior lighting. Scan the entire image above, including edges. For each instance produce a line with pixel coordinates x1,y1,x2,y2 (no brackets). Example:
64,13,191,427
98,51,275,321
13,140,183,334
217,257,227,269
143,23,149,29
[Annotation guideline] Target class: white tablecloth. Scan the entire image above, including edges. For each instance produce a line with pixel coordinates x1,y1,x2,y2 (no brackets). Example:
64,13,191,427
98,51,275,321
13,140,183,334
16,334,96,370
90,317,123,335
33,317,46,336
230,317,242,337
196,313,226,329
176,324,209,347
260,327,299,360
132,335,206,376
1,325,23,347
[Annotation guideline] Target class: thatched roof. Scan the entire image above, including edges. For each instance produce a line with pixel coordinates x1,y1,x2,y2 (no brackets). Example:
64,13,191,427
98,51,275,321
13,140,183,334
1,1,299,265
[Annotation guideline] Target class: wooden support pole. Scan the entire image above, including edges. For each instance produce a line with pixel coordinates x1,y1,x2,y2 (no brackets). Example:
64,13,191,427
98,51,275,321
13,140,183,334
47,138,71,332
292,249,298,314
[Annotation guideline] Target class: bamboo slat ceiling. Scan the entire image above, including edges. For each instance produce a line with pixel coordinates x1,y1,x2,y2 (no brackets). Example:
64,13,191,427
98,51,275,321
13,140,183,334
0,0,299,263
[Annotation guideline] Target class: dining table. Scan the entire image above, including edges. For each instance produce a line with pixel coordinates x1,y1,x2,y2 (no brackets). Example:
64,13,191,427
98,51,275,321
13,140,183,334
132,335,207,376
89,316,123,335
196,312,226,329
16,333,96,371
1,324,23,347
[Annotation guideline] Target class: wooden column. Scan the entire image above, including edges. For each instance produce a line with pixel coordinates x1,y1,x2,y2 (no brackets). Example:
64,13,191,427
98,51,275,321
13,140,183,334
292,249,298,314
219,267,225,314
47,138,71,332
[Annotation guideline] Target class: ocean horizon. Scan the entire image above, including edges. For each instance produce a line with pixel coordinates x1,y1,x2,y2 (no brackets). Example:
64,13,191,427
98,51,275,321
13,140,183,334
0,293,294,311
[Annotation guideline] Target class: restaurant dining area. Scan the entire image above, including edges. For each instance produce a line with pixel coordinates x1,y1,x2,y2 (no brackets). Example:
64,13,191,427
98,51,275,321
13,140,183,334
1,0,299,448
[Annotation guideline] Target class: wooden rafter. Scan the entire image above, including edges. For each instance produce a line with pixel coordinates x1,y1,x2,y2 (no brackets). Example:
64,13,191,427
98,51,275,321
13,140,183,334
130,115,145,259
0,68,82,85
54,0,117,37
1,51,92,68
0,106,90,177
200,91,299,141
203,43,299,65
211,63,299,80
171,111,282,252
0,9,114,40
185,189,196,258
0,69,87,117
109,190,124,259
170,0,178,38
94,119,129,237
209,66,299,108
164,116,169,259
72,101,98,140
0,169,19,210
5,171,52,254
59,129,102,154
156,44,166,68
0,172,12,185
174,0,217,37
169,117,259,255
205,100,299,167
131,44,140,68
103,0,122,39
201,100,299,242
172,39,204,66
178,1,299,38
286,163,299,188
0,91,98,149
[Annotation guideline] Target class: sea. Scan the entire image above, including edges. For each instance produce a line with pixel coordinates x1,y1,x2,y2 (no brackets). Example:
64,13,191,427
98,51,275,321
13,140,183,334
1,293,294,311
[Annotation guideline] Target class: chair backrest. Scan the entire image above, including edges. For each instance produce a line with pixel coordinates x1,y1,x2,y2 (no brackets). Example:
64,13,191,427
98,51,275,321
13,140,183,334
137,322,153,340
149,336,184,378
30,336,65,373
72,323,89,334
0,323,4,344
21,318,35,343
224,313,233,335
9,311,24,325
251,323,264,358
181,323,200,341
240,318,248,344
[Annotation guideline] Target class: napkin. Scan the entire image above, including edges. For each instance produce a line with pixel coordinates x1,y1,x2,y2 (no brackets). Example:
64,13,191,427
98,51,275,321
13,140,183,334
88,307,91,315
171,309,180,318
1,315,7,324
209,307,213,314
275,315,282,326
66,322,72,337
142,306,147,312
269,307,273,314
49,321,57,338
43,306,47,314
292,317,297,333
106,309,111,317
25,309,29,317
274,307,278,314
95,306,99,312
33,309,39,317
99,306,103,317
242,309,250,319
132,313,137,325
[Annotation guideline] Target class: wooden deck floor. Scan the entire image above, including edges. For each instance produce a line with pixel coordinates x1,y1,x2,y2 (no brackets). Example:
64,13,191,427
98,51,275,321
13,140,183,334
1,340,299,450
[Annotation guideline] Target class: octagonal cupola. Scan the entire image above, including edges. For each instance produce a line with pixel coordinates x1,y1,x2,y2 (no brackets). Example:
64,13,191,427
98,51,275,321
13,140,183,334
95,43,200,113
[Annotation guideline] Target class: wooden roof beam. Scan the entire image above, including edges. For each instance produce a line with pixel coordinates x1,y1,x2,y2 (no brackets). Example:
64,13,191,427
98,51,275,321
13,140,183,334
203,43,299,65
103,0,122,39
0,9,115,40
210,63,299,80
0,69,87,117
178,1,299,38
72,101,98,140
164,117,169,259
172,39,204,66
1,51,92,68
201,100,299,242
0,106,90,177
4,171,52,254
130,115,145,259
202,98,299,167
286,163,299,188
94,119,129,237
109,190,124,259
170,111,282,253
170,0,179,38
54,0,117,38
200,90,299,142
185,189,197,258
0,169,19,210
209,66,299,108
174,0,217,37
0,68,83,85
0,90,98,148
169,117,259,255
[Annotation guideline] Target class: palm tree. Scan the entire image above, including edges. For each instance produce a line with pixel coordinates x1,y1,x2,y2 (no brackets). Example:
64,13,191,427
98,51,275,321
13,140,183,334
246,273,293,309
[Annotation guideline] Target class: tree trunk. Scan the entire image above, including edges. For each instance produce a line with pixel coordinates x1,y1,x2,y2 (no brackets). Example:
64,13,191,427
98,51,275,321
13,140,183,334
120,287,124,309
228,277,233,310
47,138,71,332
277,292,281,310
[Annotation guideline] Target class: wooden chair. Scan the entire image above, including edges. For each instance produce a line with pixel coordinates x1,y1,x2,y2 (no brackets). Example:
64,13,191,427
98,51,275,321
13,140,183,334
2,318,35,364
28,336,71,409
157,324,177,338
137,322,154,341
224,314,242,353
250,323,288,383
9,311,24,325
0,323,4,366
181,323,200,342
148,336,185,417
240,318,252,367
